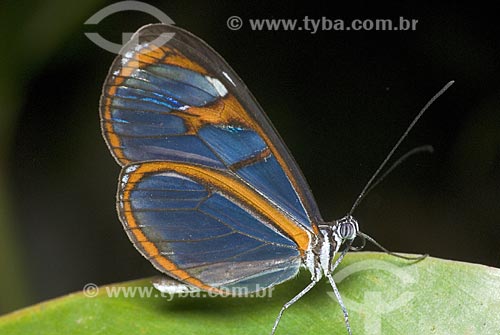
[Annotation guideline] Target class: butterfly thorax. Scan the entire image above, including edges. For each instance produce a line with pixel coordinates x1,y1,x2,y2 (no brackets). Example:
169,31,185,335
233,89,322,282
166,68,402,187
307,215,359,279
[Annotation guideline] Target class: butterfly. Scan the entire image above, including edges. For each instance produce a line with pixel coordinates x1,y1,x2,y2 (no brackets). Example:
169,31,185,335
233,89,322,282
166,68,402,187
100,23,451,334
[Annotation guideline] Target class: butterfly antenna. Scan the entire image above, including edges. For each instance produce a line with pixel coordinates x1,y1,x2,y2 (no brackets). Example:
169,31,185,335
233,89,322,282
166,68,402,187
358,232,428,261
348,80,455,215
363,144,434,197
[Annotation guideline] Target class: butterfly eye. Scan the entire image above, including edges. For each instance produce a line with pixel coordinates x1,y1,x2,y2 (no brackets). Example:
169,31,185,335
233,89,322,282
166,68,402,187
336,216,359,240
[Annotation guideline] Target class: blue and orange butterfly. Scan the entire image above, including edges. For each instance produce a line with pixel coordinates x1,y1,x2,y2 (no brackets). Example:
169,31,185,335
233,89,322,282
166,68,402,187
100,24,452,334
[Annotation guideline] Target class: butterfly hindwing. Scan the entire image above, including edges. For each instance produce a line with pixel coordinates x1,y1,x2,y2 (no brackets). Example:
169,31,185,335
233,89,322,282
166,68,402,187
119,162,306,292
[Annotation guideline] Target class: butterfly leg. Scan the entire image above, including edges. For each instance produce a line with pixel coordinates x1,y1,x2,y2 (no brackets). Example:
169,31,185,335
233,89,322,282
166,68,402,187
325,272,352,335
270,279,318,335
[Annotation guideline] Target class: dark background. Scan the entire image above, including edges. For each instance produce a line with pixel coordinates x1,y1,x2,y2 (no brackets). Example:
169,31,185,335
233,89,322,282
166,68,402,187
1,1,499,314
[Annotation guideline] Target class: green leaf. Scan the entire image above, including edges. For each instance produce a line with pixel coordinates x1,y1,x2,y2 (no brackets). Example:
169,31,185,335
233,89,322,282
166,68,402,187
1,252,500,335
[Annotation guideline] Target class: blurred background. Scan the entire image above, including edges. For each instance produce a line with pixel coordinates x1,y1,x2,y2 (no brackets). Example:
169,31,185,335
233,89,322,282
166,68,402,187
1,1,499,314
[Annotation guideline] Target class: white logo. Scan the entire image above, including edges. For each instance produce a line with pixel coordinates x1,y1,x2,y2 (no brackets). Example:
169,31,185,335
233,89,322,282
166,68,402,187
84,1,175,55
330,259,419,335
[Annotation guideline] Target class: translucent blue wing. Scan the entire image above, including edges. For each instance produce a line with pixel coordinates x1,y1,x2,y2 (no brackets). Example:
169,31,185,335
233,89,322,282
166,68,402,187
100,24,322,230
119,162,303,292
